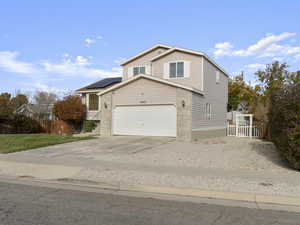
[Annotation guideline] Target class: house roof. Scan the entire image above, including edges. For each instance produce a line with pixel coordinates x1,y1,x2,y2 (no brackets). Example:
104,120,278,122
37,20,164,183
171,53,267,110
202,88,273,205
120,43,230,77
76,77,122,93
119,44,172,66
86,77,122,89
98,74,204,96
150,47,230,77
15,103,54,114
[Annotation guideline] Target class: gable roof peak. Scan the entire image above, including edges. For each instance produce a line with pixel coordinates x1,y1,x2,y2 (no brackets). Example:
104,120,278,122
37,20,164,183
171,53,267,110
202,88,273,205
119,43,173,66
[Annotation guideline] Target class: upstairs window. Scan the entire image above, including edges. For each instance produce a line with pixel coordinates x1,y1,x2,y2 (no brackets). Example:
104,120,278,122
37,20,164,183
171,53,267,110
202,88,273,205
133,66,146,76
89,94,99,111
169,62,184,78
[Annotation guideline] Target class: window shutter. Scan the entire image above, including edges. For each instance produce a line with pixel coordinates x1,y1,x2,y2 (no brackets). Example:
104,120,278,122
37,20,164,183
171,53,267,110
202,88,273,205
145,65,151,75
163,63,169,79
184,61,190,78
216,71,220,83
127,67,133,78
99,96,101,110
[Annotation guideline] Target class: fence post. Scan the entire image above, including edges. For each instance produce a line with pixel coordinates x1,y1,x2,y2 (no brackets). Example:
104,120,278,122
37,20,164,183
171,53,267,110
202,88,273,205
249,114,253,138
236,115,239,137
226,122,228,136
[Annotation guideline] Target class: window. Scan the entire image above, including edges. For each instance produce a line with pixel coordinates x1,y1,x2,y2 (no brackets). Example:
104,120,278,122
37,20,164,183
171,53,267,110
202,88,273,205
169,62,184,78
205,103,212,120
133,66,146,76
216,71,220,83
89,94,99,111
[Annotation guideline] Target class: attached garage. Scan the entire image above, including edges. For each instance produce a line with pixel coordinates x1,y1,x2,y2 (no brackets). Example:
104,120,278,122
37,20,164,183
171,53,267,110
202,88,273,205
99,75,202,141
113,105,177,137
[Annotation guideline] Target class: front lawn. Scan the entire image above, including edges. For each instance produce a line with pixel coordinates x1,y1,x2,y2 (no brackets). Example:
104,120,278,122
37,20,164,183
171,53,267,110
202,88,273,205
0,134,95,154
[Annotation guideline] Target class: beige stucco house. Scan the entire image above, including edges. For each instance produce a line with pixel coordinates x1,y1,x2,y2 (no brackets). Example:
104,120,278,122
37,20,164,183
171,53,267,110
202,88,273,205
76,44,229,141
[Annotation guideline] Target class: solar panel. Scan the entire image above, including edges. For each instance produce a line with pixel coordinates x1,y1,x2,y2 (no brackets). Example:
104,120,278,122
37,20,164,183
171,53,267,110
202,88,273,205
86,77,122,89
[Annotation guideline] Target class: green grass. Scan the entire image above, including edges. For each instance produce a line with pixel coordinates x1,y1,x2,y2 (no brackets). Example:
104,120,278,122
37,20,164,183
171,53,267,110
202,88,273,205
0,134,96,154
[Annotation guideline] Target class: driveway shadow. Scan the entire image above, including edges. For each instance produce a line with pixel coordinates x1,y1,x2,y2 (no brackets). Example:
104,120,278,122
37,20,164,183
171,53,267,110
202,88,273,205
249,140,294,171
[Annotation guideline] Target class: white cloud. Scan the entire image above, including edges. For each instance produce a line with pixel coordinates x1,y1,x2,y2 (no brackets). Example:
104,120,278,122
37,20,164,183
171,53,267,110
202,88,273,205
0,50,122,92
85,38,96,47
0,51,38,74
75,56,90,66
294,54,300,61
246,63,265,70
33,82,65,93
213,42,233,57
285,46,300,54
236,32,295,56
0,51,121,79
114,57,126,64
213,32,299,58
62,53,70,58
85,35,104,47
272,57,284,61
41,55,121,78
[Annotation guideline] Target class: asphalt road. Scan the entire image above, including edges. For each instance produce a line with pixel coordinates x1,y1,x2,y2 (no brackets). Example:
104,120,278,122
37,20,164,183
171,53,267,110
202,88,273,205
0,181,300,225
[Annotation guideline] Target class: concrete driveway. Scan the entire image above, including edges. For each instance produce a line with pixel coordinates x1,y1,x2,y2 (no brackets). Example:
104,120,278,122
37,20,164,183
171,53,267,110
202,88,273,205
0,136,176,165
0,136,294,174
1,136,300,198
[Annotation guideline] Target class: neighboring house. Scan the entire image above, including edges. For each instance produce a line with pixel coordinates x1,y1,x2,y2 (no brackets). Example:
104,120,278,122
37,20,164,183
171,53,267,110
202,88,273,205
76,44,229,141
227,101,248,124
15,103,56,120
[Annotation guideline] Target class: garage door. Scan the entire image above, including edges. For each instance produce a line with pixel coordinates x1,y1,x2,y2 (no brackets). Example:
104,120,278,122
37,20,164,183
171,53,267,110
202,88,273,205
113,105,177,137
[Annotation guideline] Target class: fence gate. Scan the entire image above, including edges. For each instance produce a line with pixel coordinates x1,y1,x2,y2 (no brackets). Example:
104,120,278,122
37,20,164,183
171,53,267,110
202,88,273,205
226,114,261,138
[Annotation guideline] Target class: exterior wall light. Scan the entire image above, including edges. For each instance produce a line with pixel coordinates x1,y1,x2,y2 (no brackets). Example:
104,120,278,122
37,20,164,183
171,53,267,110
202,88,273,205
104,102,108,109
182,100,185,108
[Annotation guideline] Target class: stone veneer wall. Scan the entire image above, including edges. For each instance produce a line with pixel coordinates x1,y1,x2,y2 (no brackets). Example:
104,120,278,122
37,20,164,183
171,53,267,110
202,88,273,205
176,88,192,141
100,92,112,136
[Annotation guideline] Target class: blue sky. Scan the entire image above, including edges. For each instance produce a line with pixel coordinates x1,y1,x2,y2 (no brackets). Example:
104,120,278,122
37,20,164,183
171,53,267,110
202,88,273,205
1,0,300,95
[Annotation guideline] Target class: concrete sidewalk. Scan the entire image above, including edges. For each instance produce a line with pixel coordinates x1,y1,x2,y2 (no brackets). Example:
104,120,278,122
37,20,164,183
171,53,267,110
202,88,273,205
1,157,300,205
1,161,300,213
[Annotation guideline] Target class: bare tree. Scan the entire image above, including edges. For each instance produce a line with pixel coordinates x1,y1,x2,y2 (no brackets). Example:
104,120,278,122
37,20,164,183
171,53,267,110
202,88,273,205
33,91,58,120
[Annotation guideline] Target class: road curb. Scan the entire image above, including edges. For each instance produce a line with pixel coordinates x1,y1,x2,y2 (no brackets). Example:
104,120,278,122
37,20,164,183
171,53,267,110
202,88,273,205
0,159,300,208
2,174,300,208
120,184,300,207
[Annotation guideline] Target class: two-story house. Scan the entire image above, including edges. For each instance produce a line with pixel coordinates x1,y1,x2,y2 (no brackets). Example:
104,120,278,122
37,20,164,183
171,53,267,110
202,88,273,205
76,44,229,141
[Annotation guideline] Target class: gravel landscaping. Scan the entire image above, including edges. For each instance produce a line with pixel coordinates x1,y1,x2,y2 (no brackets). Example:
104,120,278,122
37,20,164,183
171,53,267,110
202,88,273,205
88,136,294,175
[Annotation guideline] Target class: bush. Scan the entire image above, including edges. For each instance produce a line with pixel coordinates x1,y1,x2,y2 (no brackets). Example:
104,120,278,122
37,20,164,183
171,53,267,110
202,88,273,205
9,114,43,134
83,120,97,133
53,95,86,131
269,82,300,169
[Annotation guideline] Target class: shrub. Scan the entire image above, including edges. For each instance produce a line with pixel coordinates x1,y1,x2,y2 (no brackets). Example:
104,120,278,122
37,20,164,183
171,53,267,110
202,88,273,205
269,82,300,169
83,120,96,133
10,114,43,134
0,93,13,120
53,95,86,130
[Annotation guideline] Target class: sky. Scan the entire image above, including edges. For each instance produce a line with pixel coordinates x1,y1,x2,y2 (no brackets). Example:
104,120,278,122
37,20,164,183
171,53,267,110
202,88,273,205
1,0,300,95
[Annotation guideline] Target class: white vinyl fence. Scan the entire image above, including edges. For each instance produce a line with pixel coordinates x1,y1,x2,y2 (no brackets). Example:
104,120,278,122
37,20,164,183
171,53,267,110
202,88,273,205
227,124,261,138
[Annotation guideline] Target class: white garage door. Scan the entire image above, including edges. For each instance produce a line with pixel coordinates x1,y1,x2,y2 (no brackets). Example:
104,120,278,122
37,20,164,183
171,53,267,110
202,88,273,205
113,105,177,137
